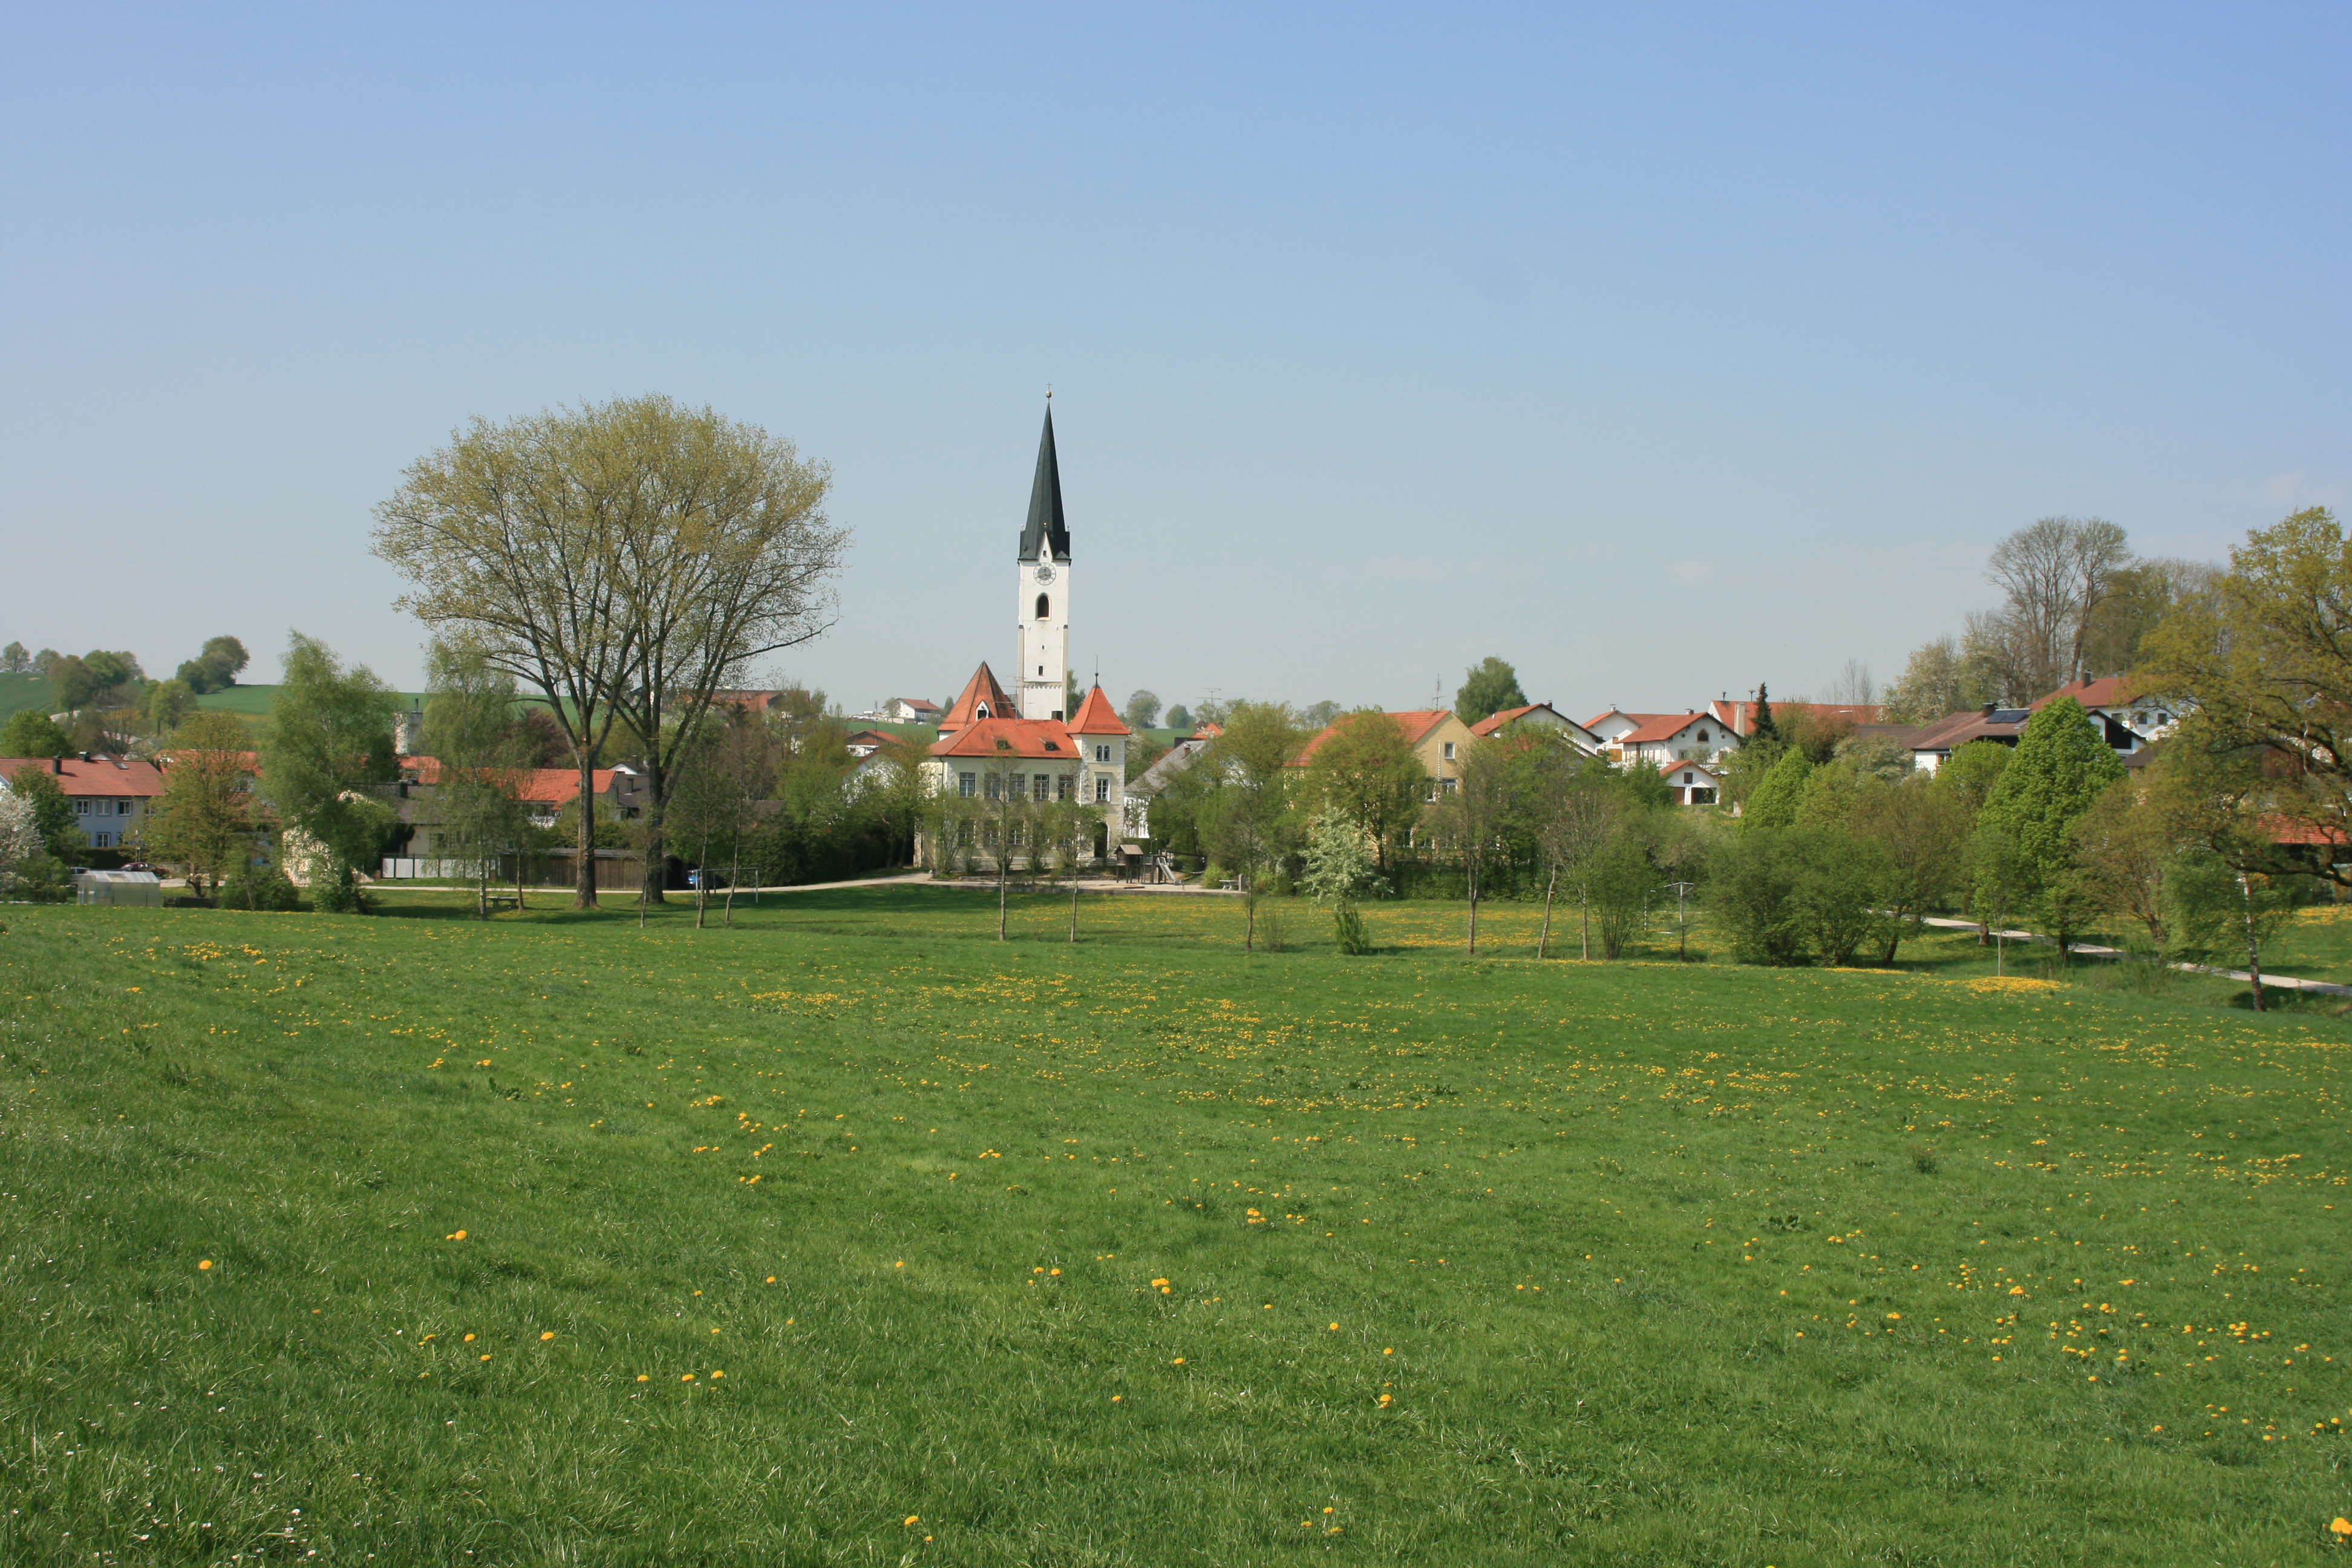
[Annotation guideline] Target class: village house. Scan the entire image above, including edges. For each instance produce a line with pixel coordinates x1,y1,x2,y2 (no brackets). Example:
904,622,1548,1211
0,753,166,851
1468,702,1601,753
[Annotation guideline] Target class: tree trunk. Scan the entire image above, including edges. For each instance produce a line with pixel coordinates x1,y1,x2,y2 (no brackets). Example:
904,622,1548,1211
1070,844,1080,944
1537,866,1558,959
997,812,1008,941
694,829,710,929
1465,861,1478,958
2241,873,2265,1011
1580,889,1590,961
573,753,599,910
638,755,668,909
723,818,742,929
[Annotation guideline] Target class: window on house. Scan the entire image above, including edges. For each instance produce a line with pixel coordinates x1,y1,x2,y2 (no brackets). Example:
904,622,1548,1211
118,800,132,814
1691,788,1717,805
1442,742,1455,760
74,799,91,815
1094,777,1109,803
985,774,1002,800
1697,730,1709,743
1042,740,1059,751
1682,773,1693,785
1036,593,1050,619
1440,778,1457,794
1094,744,1111,762
958,773,976,798
1033,775,1050,802
90,831,113,848
1056,775,1072,800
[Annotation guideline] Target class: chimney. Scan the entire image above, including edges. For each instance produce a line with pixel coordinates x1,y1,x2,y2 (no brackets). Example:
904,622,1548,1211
51,755,62,774
1981,702,1997,718
80,751,92,763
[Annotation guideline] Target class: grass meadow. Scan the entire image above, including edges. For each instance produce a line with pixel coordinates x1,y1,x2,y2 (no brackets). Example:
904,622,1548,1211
2,886,2347,1565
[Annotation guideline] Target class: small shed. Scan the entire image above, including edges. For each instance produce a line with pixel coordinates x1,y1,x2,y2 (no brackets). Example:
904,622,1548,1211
76,869,163,907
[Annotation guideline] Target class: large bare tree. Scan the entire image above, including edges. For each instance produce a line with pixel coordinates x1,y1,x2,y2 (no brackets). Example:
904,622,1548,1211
1980,516,2133,697
373,396,843,909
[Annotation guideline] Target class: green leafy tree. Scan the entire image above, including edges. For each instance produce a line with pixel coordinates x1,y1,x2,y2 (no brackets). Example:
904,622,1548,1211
1122,689,1161,730
1303,708,1424,874
1847,775,1967,962
1165,705,1192,734
175,635,250,694
259,633,400,913
1742,746,1813,829
1937,740,2013,817
1,708,71,757
1,642,28,675
422,641,540,918
373,395,845,911
1587,829,1655,961
1427,735,1518,956
1522,737,1612,959
1453,657,1527,727
1976,696,2123,896
143,679,198,736
1199,701,1308,951
147,710,256,899
5,763,82,861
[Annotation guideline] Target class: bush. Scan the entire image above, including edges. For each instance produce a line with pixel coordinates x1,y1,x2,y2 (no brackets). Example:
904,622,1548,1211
221,861,302,912
1712,826,1887,967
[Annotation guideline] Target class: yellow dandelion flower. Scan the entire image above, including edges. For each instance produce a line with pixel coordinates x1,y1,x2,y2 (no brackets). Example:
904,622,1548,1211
1172,1357,1184,1365
463,1333,475,1342
197,1260,212,1271
540,1331,555,1341
904,1515,920,1527
636,1374,649,1382
681,1373,695,1382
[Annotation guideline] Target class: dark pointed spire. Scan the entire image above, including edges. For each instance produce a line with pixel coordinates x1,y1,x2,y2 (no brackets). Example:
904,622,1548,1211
1019,404,1071,563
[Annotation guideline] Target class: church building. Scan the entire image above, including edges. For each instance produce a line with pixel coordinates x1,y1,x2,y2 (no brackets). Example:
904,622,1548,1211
924,405,1134,866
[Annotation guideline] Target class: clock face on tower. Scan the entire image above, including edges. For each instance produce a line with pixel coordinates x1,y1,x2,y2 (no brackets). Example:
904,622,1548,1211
1033,563,1056,584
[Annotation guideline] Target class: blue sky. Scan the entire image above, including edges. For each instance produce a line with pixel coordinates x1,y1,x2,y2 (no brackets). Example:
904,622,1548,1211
4,3,2345,719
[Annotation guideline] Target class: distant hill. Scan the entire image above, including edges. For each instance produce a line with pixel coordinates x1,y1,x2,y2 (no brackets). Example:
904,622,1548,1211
0,672,55,727
195,685,428,717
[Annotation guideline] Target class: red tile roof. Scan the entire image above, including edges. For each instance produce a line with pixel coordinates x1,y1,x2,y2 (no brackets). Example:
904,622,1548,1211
1290,710,1446,765
402,756,617,805
2033,676,2140,711
1469,704,1538,737
1,756,165,797
1067,685,1130,735
938,664,1014,732
1619,711,1723,745
1713,699,1884,733
929,717,1091,761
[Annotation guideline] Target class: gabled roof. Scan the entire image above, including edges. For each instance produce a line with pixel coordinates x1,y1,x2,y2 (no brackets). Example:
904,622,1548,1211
889,696,942,713
1619,711,1723,745
1290,710,1451,766
0,756,166,797
938,664,1015,732
1019,405,1071,563
1906,709,2028,754
929,717,1086,760
1067,685,1129,735
1714,699,1884,734
2033,676,2140,711
1658,757,1723,778
1470,704,1542,736
402,756,618,806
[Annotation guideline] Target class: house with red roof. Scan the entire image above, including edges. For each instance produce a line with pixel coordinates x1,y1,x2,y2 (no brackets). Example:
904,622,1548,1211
1468,703,1601,754
1291,710,1481,803
1,753,166,851
1584,709,1737,765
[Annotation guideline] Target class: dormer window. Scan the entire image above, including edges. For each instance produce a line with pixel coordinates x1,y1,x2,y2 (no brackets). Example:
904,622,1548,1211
1043,740,1060,751
976,702,991,718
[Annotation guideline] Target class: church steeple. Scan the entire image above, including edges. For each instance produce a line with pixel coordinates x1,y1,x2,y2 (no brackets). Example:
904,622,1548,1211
1018,405,1071,563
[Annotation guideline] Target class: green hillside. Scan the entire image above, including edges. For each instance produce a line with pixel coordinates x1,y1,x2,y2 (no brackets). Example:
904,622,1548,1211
0,670,54,728
2,890,2345,1564
194,684,428,717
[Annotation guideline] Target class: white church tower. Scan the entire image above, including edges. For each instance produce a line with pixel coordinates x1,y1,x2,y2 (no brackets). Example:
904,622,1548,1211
1015,402,1073,721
